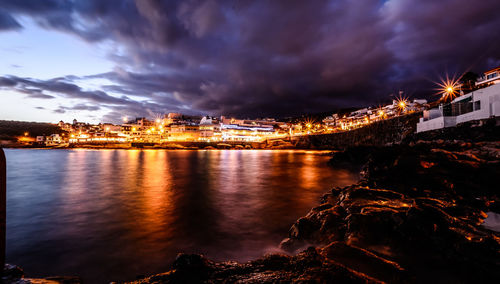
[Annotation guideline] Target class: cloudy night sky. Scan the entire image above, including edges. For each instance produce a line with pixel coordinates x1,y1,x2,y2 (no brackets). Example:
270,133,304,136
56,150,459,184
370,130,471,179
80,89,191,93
0,0,499,123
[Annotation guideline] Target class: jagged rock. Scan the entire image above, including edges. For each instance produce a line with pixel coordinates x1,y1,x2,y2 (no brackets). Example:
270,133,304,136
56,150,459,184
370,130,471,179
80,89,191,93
3,264,24,282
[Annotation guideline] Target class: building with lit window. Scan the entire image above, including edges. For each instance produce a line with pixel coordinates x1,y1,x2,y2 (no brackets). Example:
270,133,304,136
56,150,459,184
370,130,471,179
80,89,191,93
476,66,500,87
220,123,275,141
417,83,500,133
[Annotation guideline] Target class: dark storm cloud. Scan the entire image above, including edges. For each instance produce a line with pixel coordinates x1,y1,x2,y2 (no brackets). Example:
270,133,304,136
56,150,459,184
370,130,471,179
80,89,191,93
0,8,21,30
0,74,189,121
53,107,65,114
24,92,55,99
0,75,131,104
0,76,17,86
55,104,101,112
2,0,500,119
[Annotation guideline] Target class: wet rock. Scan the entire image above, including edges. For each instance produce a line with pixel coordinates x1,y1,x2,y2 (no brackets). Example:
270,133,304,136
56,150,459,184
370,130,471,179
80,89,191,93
3,264,24,282
43,276,82,284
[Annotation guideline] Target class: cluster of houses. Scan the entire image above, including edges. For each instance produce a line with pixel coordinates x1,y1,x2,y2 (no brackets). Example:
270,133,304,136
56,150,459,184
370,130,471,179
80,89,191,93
53,96,427,146
48,114,293,145
323,96,428,131
35,98,429,146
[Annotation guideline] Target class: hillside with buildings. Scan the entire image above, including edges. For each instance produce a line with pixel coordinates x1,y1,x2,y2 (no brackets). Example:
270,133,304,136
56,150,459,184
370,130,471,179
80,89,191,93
2,66,500,150
2,96,429,149
0,120,67,145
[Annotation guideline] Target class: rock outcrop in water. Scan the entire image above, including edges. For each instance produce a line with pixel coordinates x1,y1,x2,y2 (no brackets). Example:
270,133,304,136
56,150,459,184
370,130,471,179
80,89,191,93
128,139,500,283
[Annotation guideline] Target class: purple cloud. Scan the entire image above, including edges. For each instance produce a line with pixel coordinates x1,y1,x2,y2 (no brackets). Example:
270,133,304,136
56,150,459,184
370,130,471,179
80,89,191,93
0,0,499,119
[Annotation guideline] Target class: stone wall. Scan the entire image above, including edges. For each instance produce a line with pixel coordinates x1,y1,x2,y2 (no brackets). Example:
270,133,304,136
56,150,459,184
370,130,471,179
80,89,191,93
294,112,422,150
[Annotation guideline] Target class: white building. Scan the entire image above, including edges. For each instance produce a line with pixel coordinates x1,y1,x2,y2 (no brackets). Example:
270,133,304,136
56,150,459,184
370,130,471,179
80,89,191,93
323,114,339,126
476,67,500,87
417,83,500,133
220,123,275,142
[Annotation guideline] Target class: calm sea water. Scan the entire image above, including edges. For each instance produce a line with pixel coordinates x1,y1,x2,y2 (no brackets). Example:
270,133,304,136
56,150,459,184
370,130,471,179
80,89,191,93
4,149,357,283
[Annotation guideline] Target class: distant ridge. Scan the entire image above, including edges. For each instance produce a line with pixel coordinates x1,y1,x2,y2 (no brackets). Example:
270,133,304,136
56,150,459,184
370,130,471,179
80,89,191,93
0,120,65,141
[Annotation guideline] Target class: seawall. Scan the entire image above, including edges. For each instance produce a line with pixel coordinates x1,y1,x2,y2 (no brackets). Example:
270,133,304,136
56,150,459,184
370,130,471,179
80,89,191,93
294,112,422,149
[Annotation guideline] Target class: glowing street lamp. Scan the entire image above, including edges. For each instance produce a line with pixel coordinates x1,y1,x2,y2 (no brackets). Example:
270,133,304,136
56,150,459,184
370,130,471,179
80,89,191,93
395,95,408,113
435,74,460,102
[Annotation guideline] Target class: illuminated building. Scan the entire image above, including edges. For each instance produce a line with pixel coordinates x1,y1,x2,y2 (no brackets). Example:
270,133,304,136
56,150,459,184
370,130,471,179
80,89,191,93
199,116,221,141
323,114,339,127
169,124,201,141
220,123,275,142
476,66,500,87
417,83,500,133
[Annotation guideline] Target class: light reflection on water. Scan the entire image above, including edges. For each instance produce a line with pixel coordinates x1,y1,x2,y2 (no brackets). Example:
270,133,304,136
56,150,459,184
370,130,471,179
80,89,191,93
5,149,357,283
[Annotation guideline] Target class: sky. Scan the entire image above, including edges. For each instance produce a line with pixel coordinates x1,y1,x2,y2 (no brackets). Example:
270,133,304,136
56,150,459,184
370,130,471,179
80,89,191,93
0,0,500,124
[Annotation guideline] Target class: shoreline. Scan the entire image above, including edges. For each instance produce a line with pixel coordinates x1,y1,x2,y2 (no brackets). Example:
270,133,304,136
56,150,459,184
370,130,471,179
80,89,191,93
1,146,336,153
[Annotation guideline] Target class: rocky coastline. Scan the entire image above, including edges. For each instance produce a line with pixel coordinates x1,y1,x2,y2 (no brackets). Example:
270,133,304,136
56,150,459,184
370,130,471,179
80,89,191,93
125,138,500,283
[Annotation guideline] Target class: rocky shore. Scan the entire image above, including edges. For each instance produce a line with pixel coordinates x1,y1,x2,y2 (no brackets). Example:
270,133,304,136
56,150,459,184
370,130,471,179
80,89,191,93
127,139,500,283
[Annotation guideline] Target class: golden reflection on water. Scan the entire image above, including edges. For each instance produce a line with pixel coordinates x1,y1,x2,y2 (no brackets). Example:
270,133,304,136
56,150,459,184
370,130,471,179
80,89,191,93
5,149,357,283
140,150,174,237
300,153,320,189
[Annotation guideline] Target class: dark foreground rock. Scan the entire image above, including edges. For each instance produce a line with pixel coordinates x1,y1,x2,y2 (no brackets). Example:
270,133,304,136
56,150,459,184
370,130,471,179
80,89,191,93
3,264,82,283
129,140,500,283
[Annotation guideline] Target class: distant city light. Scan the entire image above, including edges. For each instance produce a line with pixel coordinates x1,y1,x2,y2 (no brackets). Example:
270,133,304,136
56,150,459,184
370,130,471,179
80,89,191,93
43,88,431,146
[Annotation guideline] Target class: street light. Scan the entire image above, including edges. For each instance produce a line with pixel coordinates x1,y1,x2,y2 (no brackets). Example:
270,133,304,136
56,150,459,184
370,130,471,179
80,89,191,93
436,74,460,101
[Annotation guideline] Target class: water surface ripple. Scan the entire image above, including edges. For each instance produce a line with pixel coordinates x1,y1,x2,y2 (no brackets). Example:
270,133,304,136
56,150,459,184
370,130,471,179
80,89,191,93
5,149,357,283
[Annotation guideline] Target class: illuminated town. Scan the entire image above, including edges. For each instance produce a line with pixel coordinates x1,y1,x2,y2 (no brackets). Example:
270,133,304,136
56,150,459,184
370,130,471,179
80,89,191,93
26,65,499,147
31,96,426,147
